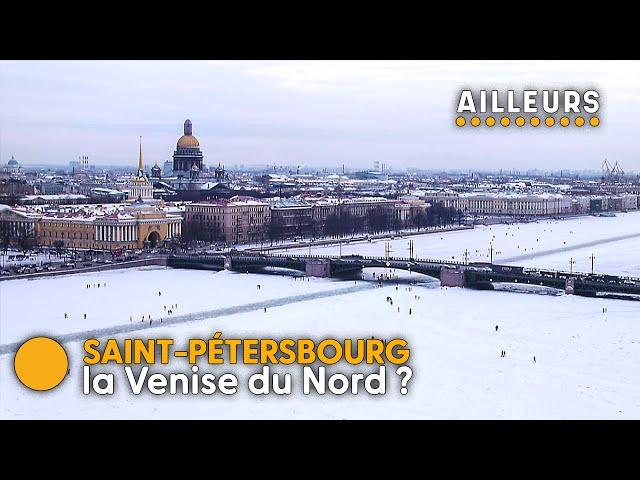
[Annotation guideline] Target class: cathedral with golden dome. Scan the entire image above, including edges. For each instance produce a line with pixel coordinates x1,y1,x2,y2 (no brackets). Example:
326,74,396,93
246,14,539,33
173,119,204,178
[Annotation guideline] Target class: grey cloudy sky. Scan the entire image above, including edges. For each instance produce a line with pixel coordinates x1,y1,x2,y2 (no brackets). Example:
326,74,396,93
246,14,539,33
1,60,639,172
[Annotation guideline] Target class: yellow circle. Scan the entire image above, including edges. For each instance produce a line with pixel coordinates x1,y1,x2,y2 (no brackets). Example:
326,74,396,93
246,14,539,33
14,337,68,391
590,116,600,127
500,117,510,127
470,116,481,127
560,117,570,127
545,117,555,127
530,116,540,127
485,116,496,127
515,117,525,127
455,116,466,127
575,116,585,127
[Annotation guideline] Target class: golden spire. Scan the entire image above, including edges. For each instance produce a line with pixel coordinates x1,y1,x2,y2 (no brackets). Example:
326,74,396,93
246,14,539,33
138,136,144,174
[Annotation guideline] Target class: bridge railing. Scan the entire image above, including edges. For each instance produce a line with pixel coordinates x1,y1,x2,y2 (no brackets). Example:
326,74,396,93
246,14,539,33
261,253,461,265
520,266,640,284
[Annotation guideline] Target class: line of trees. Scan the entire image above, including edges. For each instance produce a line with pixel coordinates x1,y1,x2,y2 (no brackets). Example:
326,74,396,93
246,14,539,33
182,202,464,246
182,221,224,244
411,202,462,231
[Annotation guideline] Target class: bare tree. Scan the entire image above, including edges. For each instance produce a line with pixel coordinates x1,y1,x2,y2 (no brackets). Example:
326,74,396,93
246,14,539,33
412,211,426,232
53,240,65,258
17,224,37,255
0,220,11,255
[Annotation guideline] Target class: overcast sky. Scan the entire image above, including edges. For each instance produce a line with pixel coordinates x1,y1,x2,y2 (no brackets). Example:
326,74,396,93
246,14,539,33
1,60,639,172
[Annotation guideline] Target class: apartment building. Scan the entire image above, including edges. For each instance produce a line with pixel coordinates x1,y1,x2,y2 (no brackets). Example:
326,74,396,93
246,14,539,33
184,196,270,244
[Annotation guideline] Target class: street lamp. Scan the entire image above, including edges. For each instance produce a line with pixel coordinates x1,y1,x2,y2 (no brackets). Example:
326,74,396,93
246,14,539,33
569,257,576,274
589,253,595,274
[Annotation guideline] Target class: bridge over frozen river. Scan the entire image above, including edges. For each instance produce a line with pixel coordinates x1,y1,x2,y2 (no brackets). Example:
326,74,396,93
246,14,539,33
168,253,640,301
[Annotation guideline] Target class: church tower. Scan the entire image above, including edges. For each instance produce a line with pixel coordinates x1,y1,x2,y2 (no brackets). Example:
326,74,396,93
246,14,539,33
173,119,204,175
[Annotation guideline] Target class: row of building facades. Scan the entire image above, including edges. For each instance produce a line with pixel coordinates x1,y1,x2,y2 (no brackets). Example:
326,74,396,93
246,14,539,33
2,190,640,251
0,195,435,250
183,196,431,244
420,191,640,216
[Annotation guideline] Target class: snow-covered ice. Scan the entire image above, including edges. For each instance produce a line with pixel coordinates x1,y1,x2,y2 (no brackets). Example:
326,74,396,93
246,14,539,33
287,211,640,277
1,212,640,419
0,266,355,346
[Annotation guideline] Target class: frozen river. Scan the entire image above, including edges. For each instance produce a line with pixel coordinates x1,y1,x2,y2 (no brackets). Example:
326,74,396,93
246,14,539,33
1,212,639,419
284,211,640,277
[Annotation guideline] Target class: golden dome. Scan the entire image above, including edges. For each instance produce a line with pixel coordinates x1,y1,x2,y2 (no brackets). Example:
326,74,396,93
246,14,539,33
177,134,200,149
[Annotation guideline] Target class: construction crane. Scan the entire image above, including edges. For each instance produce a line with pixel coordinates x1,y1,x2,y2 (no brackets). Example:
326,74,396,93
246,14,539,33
611,161,625,177
602,159,625,179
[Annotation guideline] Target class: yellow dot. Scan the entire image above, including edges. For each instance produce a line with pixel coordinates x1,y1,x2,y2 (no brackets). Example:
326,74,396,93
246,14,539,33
545,117,555,127
560,116,570,127
486,116,496,127
470,116,481,127
590,116,600,127
455,116,466,127
515,117,525,127
500,117,510,127
575,116,585,127
530,116,540,127
14,337,68,391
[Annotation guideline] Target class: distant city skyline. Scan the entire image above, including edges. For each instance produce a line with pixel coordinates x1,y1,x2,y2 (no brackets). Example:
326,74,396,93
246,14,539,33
2,60,639,171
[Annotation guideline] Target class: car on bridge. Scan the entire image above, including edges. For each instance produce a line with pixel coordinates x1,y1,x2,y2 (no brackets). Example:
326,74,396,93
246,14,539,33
493,265,524,274
465,265,492,273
